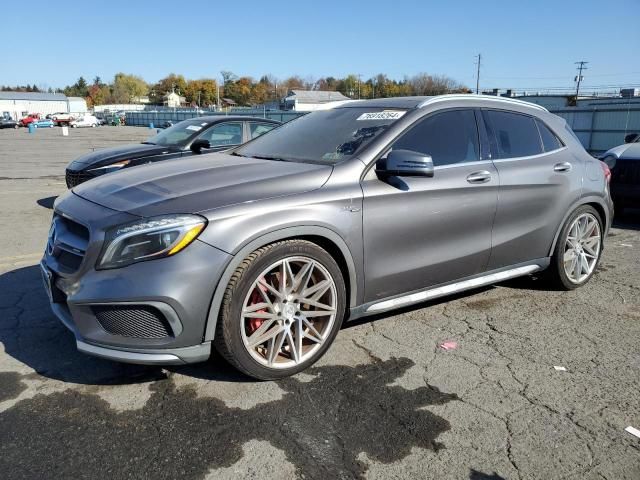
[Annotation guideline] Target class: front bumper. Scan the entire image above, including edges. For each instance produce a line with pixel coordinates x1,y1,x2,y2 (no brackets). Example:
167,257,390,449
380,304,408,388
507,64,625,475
42,193,232,365
48,297,213,365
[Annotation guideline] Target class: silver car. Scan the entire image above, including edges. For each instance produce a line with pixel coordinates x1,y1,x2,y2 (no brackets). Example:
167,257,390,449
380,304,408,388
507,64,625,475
42,95,614,379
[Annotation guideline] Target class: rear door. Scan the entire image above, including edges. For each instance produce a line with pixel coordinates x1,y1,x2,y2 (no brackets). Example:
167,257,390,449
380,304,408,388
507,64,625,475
483,109,582,269
361,108,498,302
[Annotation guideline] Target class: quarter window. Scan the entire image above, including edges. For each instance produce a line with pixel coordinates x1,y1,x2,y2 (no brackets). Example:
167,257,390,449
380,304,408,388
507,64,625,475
535,119,563,152
484,110,543,158
249,122,276,139
392,110,480,167
199,122,243,146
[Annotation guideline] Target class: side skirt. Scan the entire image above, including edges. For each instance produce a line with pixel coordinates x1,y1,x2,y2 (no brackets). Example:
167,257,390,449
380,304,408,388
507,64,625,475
348,258,550,320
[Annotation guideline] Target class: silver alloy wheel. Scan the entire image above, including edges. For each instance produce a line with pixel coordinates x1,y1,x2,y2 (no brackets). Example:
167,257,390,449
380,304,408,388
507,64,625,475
240,256,337,369
563,213,601,284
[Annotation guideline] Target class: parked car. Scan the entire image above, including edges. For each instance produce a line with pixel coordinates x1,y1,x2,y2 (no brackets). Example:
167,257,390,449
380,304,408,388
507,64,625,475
601,133,640,212
64,116,281,187
32,118,54,128
69,115,99,128
52,112,76,126
0,116,18,129
19,113,41,127
42,95,613,380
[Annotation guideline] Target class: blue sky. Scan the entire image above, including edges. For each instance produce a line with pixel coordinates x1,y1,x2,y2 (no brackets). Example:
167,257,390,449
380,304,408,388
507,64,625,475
2,0,639,92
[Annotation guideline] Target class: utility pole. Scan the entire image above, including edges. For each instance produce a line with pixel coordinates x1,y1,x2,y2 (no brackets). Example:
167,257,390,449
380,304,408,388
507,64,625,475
574,61,588,99
357,74,362,99
475,54,481,94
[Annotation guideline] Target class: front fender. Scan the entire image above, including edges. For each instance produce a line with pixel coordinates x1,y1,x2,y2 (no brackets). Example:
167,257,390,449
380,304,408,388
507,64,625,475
202,225,361,342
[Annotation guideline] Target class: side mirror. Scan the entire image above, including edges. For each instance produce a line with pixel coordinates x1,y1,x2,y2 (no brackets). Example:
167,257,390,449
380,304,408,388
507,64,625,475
190,138,211,154
376,149,434,178
624,133,639,144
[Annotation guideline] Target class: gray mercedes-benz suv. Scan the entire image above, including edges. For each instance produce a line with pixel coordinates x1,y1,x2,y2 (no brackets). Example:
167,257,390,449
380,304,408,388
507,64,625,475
42,95,614,379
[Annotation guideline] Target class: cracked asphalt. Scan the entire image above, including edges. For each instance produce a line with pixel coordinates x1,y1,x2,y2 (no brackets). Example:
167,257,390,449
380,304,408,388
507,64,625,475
1,127,639,479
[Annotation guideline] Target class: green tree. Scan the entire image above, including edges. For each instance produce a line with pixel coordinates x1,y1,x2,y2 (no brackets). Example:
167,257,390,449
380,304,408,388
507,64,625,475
111,73,148,103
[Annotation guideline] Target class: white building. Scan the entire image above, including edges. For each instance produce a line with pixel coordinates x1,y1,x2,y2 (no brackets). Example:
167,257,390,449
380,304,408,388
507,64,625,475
0,92,87,120
283,90,350,111
163,91,186,108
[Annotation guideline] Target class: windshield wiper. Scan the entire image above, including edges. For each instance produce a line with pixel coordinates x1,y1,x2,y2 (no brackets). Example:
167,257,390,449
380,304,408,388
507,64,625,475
229,151,246,157
141,141,156,145
249,155,288,162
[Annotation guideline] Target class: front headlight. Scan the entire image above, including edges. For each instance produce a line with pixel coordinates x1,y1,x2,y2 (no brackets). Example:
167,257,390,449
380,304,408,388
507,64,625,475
89,160,131,174
97,214,207,270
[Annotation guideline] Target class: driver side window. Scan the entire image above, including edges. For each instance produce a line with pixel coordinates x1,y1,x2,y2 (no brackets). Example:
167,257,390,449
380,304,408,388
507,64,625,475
198,122,243,147
392,110,480,167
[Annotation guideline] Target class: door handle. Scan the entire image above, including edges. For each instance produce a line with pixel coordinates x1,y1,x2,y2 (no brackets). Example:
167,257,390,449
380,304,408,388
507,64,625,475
554,162,572,172
466,170,492,184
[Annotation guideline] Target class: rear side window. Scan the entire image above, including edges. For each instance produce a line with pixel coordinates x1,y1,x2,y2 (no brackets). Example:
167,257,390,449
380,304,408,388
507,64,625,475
484,110,543,158
535,119,563,152
392,110,480,167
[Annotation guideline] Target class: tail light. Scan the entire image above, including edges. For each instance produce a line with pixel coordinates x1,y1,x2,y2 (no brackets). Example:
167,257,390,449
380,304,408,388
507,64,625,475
599,161,611,183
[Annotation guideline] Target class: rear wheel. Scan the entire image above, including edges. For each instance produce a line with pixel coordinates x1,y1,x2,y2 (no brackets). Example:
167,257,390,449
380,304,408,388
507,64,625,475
547,206,603,290
214,240,346,380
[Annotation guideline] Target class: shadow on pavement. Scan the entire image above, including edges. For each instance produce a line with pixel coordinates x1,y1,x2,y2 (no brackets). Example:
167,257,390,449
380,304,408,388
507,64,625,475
612,208,640,231
469,470,506,480
36,196,57,210
0,354,457,479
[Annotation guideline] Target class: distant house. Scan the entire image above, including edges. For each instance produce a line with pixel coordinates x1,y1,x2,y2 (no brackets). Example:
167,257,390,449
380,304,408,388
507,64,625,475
221,98,237,108
163,91,186,108
283,90,350,111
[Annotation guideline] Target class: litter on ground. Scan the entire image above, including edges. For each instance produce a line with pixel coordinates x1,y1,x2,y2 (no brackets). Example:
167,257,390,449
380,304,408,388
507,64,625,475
438,341,458,351
554,366,567,371
625,426,640,439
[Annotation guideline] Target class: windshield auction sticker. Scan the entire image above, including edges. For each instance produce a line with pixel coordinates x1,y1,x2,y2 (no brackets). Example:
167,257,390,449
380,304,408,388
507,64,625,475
356,111,406,121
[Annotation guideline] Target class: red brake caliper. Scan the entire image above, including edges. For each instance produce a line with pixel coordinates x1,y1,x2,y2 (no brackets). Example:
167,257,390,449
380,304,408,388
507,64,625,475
247,288,266,334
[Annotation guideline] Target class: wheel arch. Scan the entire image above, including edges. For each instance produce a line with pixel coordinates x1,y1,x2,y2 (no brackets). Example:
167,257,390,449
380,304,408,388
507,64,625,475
547,196,611,257
202,226,359,342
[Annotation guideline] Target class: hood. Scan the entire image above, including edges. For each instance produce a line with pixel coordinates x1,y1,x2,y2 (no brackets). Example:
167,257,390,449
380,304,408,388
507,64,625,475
68,143,171,169
602,142,640,160
72,153,333,217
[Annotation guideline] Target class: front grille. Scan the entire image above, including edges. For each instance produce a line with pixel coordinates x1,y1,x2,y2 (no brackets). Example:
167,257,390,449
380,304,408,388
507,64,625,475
48,214,90,273
93,305,173,339
65,169,95,188
612,160,640,185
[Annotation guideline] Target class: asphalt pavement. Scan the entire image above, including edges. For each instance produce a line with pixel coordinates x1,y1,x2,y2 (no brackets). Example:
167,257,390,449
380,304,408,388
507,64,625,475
0,126,638,479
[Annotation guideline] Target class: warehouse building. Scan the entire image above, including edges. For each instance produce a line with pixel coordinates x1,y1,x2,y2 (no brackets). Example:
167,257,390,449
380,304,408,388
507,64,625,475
0,91,87,120
283,90,350,111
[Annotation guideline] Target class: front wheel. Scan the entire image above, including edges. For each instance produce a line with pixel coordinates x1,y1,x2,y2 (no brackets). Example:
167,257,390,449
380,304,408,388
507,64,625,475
547,206,603,290
214,240,346,380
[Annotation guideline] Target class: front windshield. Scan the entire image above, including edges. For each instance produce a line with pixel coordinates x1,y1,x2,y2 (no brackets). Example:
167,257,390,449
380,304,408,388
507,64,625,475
235,107,407,164
146,119,209,147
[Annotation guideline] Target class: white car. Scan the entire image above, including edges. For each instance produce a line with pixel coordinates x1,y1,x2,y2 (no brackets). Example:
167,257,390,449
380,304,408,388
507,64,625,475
70,115,99,128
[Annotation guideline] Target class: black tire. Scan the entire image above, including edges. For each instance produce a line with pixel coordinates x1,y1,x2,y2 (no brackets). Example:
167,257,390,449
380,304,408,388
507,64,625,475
546,205,603,290
214,239,346,380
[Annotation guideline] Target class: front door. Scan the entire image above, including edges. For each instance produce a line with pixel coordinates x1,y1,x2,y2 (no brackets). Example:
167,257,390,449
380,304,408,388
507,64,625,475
361,109,498,302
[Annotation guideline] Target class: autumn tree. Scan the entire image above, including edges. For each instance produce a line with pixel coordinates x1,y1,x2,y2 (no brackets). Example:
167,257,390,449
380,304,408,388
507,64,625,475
184,79,218,106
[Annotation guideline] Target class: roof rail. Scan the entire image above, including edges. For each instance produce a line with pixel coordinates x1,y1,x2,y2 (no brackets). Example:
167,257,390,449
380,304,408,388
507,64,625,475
418,94,549,112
